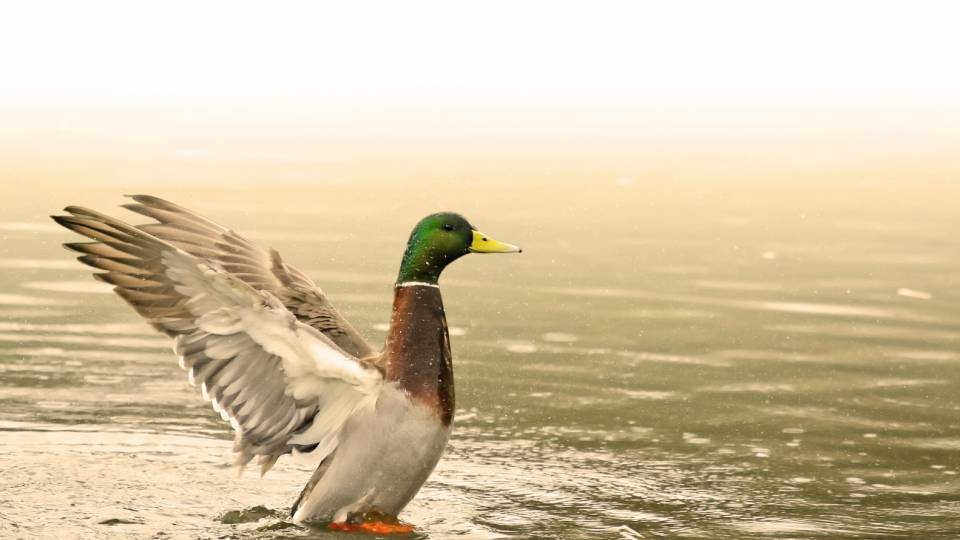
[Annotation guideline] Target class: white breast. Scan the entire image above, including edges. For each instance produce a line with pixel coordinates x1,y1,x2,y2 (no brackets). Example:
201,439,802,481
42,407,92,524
291,385,451,524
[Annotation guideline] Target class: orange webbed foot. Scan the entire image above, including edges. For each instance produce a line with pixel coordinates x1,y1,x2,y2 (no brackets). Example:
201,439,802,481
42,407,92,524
328,520,415,535
358,521,415,534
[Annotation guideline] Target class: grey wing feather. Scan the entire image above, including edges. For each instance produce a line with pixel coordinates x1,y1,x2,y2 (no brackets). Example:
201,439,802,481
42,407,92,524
177,330,316,471
52,205,382,475
121,194,376,359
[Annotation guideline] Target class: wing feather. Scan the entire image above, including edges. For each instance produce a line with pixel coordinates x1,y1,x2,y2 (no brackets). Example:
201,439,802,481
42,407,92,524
121,194,376,359
52,205,383,475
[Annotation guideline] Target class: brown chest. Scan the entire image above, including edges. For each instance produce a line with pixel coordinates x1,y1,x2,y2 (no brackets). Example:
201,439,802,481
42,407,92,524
382,285,455,425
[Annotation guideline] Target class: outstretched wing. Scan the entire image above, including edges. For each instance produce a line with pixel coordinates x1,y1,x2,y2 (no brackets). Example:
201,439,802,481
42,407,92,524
119,194,376,359
52,205,383,475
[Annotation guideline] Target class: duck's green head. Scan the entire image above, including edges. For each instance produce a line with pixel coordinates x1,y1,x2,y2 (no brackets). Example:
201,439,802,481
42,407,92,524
396,212,521,285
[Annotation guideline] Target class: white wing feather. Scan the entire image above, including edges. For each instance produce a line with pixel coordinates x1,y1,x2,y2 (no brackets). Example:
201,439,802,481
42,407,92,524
53,206,383,475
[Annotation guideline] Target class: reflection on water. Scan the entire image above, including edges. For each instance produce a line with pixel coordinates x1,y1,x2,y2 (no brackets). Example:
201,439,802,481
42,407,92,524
0,293,69,306
0,222,62,233
0,333,167,348
21,280,114,294
1,180,959,539
0,258,83,270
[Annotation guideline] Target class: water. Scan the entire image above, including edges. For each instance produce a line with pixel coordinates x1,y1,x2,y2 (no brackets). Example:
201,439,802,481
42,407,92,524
1,179,959,539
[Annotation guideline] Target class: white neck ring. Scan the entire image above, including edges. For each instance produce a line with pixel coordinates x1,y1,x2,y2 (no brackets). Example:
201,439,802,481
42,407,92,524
396,281,440,289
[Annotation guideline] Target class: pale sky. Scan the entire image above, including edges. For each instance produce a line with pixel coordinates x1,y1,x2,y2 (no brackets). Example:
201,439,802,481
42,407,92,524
2,0,959,108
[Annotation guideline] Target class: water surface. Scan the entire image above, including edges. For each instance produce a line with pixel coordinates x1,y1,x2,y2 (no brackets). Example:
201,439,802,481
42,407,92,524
1,180,958,539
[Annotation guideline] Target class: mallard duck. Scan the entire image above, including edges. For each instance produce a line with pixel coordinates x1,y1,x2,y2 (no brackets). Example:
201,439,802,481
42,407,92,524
51,195,520,533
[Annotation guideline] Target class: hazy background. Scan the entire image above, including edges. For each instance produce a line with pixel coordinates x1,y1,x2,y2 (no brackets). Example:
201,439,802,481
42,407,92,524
2,1,960,188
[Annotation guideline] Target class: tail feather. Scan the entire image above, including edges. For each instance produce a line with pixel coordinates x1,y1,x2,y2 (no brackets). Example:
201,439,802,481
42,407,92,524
290,453,334,519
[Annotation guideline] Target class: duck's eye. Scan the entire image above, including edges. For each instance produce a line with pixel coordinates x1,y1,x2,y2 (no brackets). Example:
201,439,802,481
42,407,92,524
442,223,454,231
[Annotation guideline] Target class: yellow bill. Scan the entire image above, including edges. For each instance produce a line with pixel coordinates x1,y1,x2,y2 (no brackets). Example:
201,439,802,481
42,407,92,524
469,230,522,253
